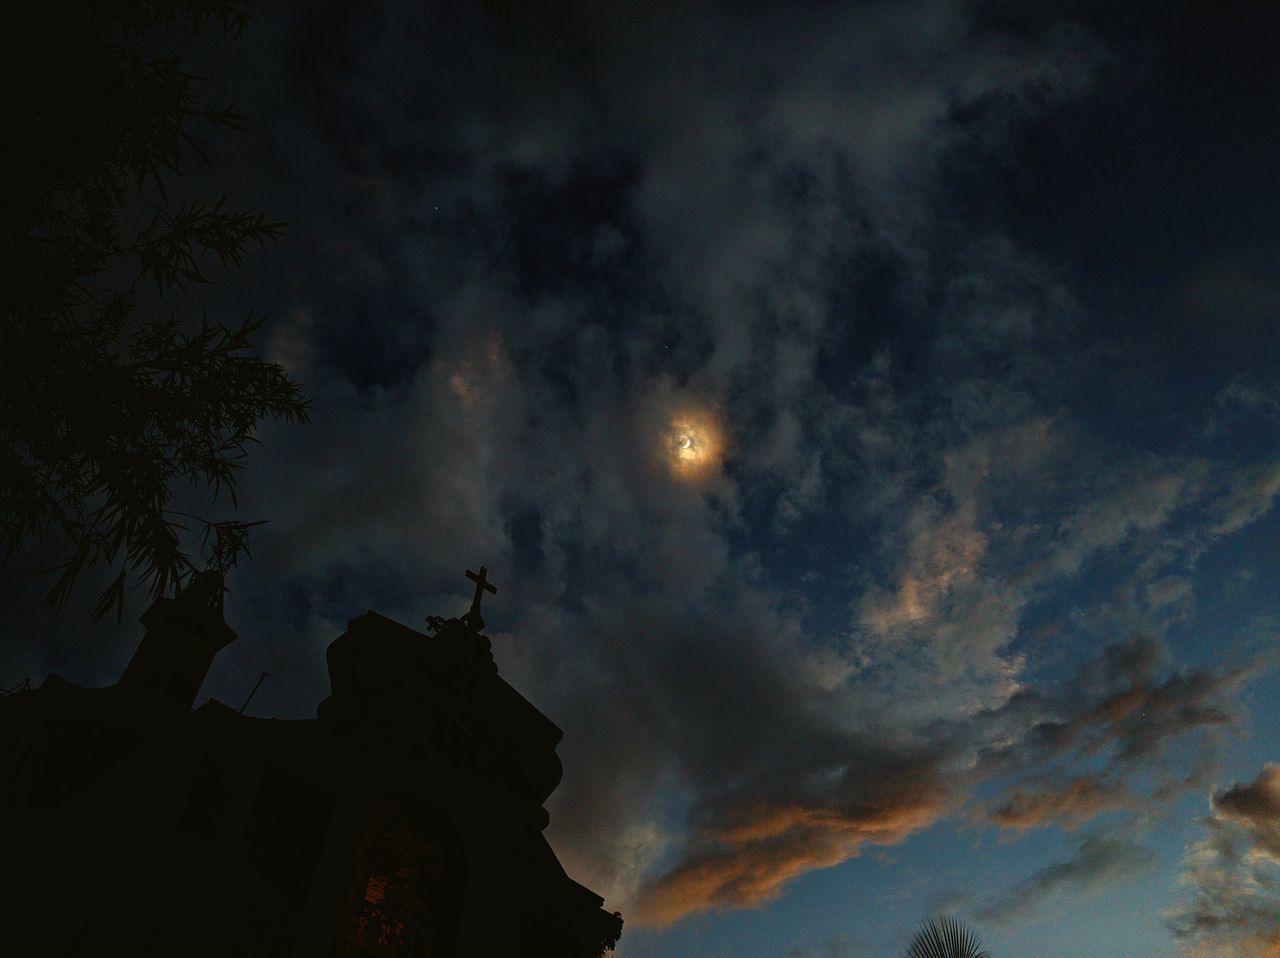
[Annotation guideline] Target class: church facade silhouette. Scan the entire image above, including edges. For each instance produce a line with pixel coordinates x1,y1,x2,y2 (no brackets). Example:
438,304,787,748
0,569,623,956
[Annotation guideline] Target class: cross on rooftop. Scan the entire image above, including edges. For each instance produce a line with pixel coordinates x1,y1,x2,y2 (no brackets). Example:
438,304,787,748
465,566,497,620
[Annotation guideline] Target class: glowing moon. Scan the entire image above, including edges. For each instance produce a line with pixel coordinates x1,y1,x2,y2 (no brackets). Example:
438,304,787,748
665,410,724,481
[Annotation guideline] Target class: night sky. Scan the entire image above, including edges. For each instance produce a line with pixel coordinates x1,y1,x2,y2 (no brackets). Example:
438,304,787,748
5,2,1280,955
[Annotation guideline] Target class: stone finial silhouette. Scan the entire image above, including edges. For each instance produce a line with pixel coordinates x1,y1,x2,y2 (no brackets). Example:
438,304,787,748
119,570,236,710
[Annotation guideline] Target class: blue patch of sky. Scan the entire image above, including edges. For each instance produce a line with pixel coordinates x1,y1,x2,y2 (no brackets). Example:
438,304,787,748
1168,512,1280,662
820,246,935,389
935,3,1280,447
498,160,645,301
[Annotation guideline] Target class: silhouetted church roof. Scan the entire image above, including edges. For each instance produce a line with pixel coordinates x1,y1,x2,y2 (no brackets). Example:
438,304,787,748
0,569,622,957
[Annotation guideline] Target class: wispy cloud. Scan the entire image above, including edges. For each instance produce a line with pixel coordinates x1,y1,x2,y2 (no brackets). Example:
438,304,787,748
635,741,955,926
979,633,1257,841
980,827,1156,925
989,774,1134,832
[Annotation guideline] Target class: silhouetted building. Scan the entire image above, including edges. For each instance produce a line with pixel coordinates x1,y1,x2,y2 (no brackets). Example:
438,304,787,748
0,569,622,956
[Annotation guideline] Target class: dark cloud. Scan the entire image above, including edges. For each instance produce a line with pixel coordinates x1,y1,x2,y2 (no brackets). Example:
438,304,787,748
1171,765,1280,956
1215,765,1280,859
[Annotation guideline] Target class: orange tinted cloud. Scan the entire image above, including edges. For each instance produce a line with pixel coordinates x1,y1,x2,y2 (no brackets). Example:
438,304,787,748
1213,763,1280,860
1172,765,1280,955
990,774,1132,832
634,772,951,927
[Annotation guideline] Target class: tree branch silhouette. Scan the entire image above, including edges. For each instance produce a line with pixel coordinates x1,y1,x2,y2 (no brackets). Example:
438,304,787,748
1,0,308,621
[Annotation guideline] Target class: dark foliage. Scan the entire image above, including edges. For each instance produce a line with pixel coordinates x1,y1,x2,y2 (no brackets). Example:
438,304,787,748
0,1,308,620
904,915,990,958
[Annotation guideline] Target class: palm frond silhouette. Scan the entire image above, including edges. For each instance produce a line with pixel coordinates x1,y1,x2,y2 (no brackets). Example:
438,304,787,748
904,915,989,958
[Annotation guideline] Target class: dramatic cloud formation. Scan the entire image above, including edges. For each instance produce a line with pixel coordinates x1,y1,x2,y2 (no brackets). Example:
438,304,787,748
188,1,1278,929
6,4,1280,954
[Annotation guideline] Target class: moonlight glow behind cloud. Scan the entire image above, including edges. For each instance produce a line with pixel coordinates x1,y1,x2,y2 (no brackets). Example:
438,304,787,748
664,410,725,483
